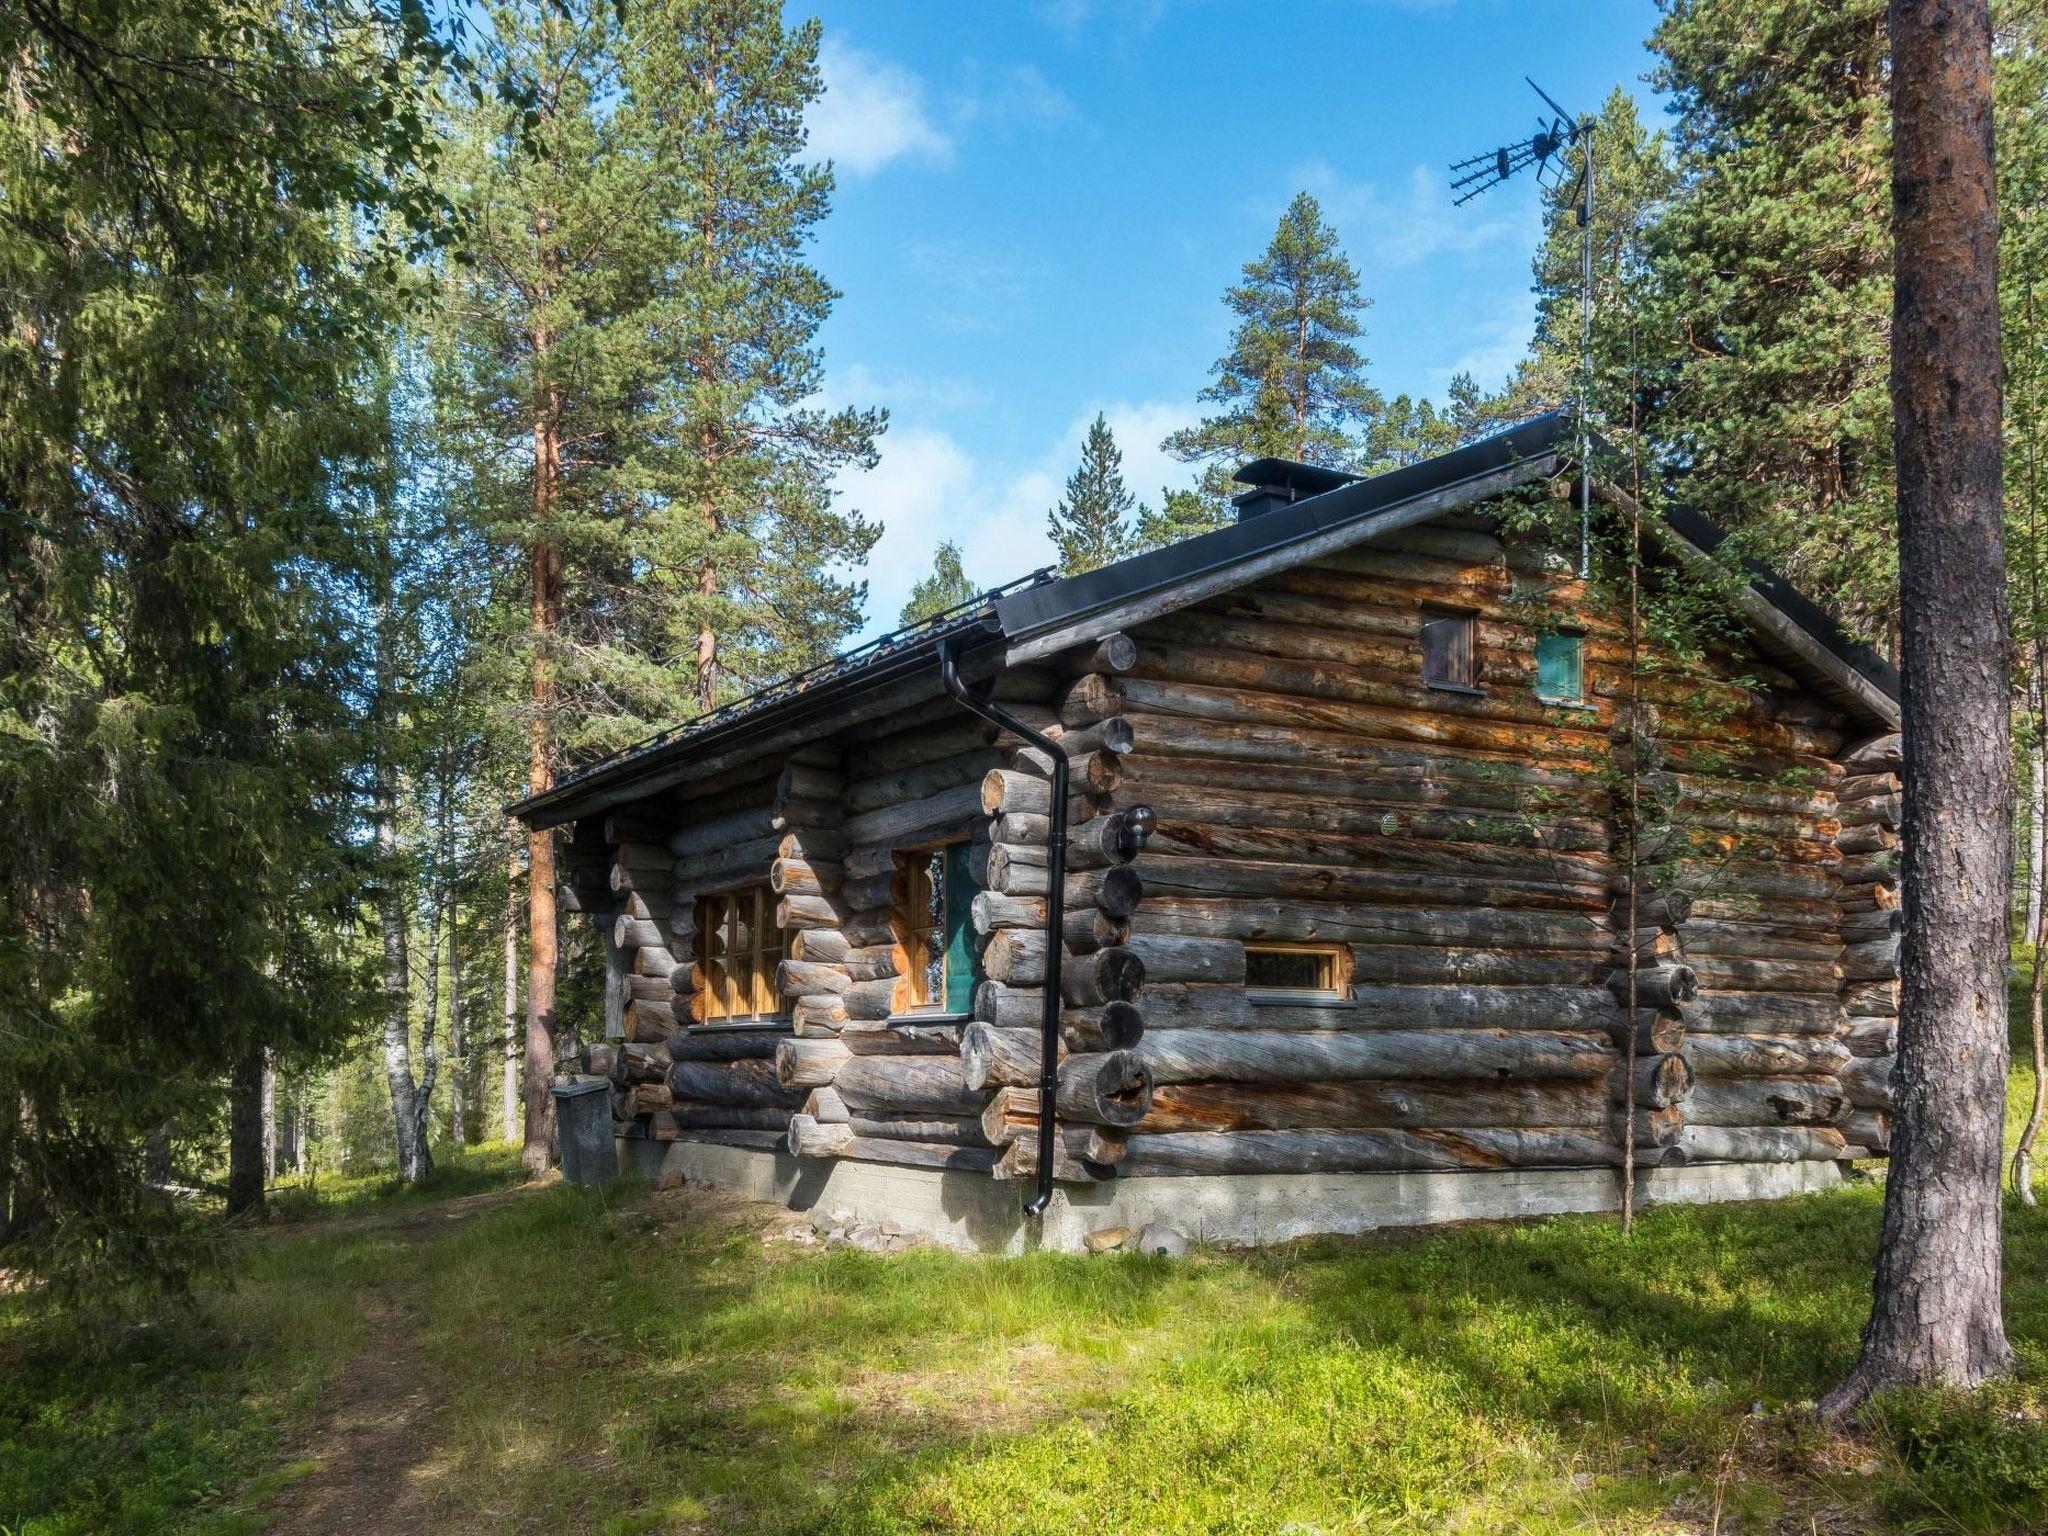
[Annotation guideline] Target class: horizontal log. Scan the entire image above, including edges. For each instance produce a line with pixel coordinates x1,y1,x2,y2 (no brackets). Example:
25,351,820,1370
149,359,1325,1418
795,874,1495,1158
1071,865,1144,918
789,1118,1002,1173
982,768,1051,817
1135,1078,1612,1133
1608,964,1696,1008
775,959,849,998
664,1059,803,1109
840,1022,965,1056
1684,955,1840,994
841,977,902,1022
1063,946,1146,1006
792,995,849,1033
1065,906,1129,952
1677,1125,1850,1162
1686,1033,1852,1078
1841,937,1900,982
776,892,848,932
1685,991,1845,1035
840,782,984,848
1845,1017,1897,1057
1687,1076,1848,1128
774,1038,853,1088
778,827,848,863
1134,1027,1615,1085
1842,1109,1891,1153
669,1102,792,1133
831,1057,989,1115
1061,1000,1145,1052
1057,715,1136,756
663,1028,785,1063
1607,1053,1693,1110
1056,1050,1152,1127
960,1023,1059,1090
1840,1053,1894,1109
770,857,842,897
1112,1127,1631,1177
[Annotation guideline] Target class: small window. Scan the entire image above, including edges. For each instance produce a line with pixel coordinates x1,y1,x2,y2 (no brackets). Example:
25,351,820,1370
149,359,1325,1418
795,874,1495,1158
694,885,788,1024
1245,943,1348,1000
1535,633,1584,703
1421,609,1477,691
898,842,982,1013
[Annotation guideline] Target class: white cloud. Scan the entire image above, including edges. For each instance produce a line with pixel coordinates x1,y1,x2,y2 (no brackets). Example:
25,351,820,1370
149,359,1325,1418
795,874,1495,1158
1293,159,1524,269
1430,290,1537,395
809,39,952,177
838,398,1195,638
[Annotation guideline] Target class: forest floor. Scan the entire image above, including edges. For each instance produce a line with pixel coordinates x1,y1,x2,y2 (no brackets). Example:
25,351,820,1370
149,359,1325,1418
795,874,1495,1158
5,1081,2048,1534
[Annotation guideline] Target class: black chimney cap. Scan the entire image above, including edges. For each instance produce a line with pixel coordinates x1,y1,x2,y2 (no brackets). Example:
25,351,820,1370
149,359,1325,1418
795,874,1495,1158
1229,457,1363,520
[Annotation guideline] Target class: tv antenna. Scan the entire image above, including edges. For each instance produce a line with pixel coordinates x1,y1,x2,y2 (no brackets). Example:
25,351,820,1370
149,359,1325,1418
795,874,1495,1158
1450,78,1595,576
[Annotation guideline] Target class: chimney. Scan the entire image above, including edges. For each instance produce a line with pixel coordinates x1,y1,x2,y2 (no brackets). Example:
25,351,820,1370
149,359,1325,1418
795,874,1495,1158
1229,457,1363,522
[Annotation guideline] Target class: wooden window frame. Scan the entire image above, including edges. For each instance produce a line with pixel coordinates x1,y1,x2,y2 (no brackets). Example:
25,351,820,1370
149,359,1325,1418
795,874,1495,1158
1420,606,1480,694
1534,631,1587,705
895,840,981,1016
1244,942,1351,1003
692,883,789,1027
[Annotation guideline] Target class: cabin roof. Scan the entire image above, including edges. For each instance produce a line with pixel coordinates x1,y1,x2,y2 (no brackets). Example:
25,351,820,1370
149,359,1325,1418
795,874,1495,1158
512,410,1899,829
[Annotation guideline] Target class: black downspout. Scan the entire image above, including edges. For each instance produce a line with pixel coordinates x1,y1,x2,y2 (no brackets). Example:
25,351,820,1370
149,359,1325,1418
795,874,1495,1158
938,639,1066,1219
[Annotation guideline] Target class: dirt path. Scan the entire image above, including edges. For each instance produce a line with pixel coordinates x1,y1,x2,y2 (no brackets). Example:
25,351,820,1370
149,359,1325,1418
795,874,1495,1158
262,1185,535,1536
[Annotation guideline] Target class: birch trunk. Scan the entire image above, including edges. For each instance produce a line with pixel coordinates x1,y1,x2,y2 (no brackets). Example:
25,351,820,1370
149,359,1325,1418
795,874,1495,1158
378,765,426,1185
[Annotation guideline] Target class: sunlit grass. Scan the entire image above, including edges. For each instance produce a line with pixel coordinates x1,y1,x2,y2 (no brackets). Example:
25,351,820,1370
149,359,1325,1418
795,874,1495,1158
4,1126,2047,1533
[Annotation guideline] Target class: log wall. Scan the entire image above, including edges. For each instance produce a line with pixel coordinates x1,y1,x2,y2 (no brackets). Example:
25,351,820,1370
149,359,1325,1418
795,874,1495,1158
564,504,1896,1192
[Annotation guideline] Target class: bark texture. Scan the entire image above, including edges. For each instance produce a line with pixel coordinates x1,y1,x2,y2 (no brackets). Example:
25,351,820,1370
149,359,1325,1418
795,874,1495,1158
225,1048,266,1218
1826,0,2015,1414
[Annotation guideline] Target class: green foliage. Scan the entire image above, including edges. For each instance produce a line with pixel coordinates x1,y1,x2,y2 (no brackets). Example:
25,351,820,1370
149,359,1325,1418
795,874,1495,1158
1134,487,1231,551
1646,0,1896,647
899,543,980,627
0,0,441,1298
1163,191,1383,516
1047,414,1138,574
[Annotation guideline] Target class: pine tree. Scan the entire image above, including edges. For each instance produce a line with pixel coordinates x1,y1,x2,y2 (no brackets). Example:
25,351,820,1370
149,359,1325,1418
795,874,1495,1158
1647,0,1895,646
1163,191,1383,514
624,0,883,707
1048,414,1138,573
1135,488,1229,550
900,542,978,626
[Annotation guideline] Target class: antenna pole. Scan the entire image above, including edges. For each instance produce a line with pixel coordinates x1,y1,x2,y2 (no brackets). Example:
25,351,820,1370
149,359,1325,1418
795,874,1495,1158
1579,121,1595,578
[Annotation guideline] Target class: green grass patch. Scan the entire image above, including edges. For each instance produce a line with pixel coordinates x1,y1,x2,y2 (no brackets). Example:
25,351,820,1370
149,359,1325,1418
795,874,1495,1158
4,1140,2047,1532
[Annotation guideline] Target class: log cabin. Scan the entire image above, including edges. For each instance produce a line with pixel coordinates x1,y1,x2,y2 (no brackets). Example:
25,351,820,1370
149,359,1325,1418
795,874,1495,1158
511,411,1903,1252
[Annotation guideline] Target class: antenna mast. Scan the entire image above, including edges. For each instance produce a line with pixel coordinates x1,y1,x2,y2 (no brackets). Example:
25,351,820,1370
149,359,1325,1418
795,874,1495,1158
1450,78,1595,574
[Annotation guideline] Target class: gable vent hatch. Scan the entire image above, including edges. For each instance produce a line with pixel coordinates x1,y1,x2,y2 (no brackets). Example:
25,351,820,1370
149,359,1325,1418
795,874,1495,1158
1229,456,1365,521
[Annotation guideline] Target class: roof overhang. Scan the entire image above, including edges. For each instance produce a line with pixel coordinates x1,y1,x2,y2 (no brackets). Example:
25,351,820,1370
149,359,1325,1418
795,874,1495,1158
511,411,1899,829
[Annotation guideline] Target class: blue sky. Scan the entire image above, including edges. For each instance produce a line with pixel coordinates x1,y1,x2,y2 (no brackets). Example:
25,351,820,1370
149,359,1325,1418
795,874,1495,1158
799,1,1661,636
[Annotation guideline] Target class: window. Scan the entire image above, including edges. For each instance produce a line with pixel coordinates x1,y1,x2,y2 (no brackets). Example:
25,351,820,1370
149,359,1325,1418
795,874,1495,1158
1245,943,1348,1001
1535,633,1585,703
1421,608,1477,691
694,885,788,1024
898,842,982,1013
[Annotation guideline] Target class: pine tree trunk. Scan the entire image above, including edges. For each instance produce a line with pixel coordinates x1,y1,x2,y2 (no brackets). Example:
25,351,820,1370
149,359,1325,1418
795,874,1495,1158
293,1085,309,1176
524,370,564,1177
226,1048,266,1218
1824,0,2015,1414
503,820,521,1143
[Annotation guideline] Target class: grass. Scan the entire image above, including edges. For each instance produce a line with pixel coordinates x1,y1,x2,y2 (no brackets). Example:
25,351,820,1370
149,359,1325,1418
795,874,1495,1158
3,1128,2047,1533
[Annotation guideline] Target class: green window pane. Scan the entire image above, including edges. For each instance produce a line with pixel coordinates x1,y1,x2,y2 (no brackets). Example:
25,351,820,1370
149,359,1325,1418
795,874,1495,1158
942,842,981,1013
1536,634,1583,701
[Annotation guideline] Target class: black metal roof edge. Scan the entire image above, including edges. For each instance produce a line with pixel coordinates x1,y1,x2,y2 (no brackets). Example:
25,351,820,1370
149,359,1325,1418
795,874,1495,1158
508,609,1004,825
511,407,1897,827
1659,502,1901,705
992,411,1573,640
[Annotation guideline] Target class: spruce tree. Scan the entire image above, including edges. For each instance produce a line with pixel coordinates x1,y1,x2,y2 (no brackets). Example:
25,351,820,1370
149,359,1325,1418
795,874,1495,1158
1163,191,1383,513
1049,414,1138,573
900,543,978,626
1508,88,1675,425
1648,0,1895,646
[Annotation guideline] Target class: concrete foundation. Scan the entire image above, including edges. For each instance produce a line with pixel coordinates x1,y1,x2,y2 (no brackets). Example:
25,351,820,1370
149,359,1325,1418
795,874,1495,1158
635,1137,1847,1254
